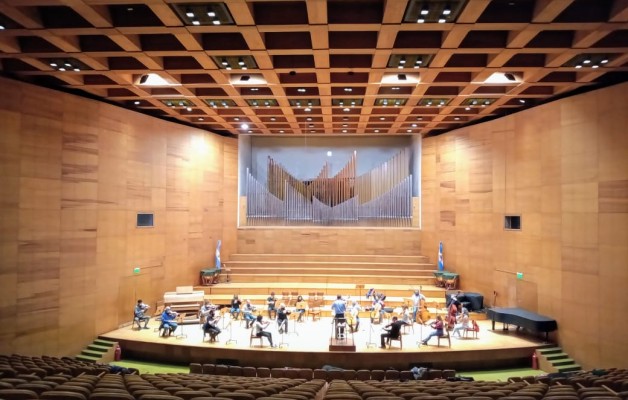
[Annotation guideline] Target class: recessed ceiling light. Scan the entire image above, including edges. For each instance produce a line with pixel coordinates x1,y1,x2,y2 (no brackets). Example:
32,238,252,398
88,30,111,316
248,130,252,133
59,67,66,71
0,25,5,30
601,59,608,64
279,130,284,133
342,130,347,133
343,108,350,112
420,5,429,15
207,11,216,17
392,87,400,90
417,117,423,120
134,101,140,105
304,108,311,112
186,10,195,18
519,99,526,104
411,124,417,127
186,107,192,111
583,59,591,64
443,6,451,15
454,117,460,120
417,18,425,23
575,65,582,69
50,63,57,67
198,117,204,121
234,117,240,121
241,123,249,129
192,20,200,25
374,129,380,133
592,65,599,69
379,117,385,120
438,18,446,23
212,20,221,25
297,88,306,93
407,129,412,133
342,124,348,127
310,130,315,133
465,107,471,110
73,68,80,72
309,124,314,128
270,117,276,121
344,88,352,92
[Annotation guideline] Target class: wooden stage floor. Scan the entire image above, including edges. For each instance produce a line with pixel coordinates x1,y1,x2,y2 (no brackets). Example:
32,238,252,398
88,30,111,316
102,318,546,371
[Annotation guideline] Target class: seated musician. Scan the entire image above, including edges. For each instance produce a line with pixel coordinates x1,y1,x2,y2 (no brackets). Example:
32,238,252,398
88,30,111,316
411,289,426,323
348,300,361,333
252,315,276,348
267,292,277,320
134,299,150,329
370,294,385,324
160,307,178,336
230,294,242,320
421,315,444,345
277,303,291,334
202,307,221,342
242,299,256,328
452,309,470,337
199,300,215,324
380,316,407,348
295,295,307,322
400,305,411,324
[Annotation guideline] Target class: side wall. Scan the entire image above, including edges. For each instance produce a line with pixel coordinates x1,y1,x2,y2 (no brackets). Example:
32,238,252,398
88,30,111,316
420,83,628,369
0,77,238,356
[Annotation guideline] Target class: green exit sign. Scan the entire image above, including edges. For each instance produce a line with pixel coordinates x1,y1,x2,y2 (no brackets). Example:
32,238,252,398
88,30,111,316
516,272,523,280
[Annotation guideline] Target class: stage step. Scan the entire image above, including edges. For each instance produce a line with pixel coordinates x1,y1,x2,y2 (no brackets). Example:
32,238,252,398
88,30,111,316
75,338,118,364
229,266,434,276
229,274,434,285
229,253,429,263
536,345,581,374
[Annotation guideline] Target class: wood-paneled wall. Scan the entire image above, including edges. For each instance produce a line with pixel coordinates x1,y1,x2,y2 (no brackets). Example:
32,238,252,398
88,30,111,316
0,77,238,357
420,82,628,369
237,227,422,255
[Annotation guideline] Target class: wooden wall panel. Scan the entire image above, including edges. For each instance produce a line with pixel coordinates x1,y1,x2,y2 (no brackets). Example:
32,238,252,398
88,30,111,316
237,227,422,255
421,82,628,369
0,77,237,357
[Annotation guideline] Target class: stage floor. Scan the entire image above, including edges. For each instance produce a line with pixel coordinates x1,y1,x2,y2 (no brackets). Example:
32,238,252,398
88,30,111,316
102,317,545,370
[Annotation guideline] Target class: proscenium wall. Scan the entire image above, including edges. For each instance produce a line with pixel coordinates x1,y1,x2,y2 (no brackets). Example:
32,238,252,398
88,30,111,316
0,77,238,357
420,82,628,369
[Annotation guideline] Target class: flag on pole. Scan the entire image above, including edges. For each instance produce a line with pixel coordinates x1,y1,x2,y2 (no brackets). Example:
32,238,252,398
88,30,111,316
438,241,444,271
215,240,222,270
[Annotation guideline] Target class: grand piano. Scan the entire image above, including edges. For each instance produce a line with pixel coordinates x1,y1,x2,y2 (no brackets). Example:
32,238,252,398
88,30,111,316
487,307,557,340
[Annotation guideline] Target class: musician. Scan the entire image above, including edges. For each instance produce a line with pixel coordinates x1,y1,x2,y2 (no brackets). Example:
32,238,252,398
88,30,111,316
452,309,470,337
295,295,307,322
447,301,458,327
421,315,444,345
348,300,361,333
160,306,178,336
400,305,411,324
252,315,276,348
380,316,407,348
230,294,242,320
202,307,221,342
411,289,426,323
242,299,256,328
267,292,277,320
331,295,346,319
134,299,150,329
199,300,215,324
277,303,291,334
371,294,385,324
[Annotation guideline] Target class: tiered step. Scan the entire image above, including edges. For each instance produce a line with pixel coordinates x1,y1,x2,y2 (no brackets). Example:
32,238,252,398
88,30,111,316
225,253,436,285
536,345,581,373
76,338,117,363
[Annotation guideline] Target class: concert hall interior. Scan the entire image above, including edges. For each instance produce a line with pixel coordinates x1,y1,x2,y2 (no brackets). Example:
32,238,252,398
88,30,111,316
0,0,627,375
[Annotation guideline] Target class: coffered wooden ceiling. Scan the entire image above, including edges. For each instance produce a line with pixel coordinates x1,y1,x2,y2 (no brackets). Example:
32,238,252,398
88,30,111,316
0,0,627,136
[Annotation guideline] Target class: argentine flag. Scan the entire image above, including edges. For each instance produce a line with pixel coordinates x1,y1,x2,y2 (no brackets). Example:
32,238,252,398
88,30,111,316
438,241,444,271
215,240,222,270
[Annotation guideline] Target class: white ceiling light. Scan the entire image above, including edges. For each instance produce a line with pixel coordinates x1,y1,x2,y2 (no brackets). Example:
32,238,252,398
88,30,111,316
137,73,180,86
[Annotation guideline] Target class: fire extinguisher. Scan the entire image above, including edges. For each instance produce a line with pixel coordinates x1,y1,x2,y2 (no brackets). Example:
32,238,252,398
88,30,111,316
532,352,538,369
114,344,122,361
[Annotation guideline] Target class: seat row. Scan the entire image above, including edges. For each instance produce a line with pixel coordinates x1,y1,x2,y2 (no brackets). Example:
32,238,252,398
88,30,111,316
0,371,325,399
0,355,114,379
189,364,456,381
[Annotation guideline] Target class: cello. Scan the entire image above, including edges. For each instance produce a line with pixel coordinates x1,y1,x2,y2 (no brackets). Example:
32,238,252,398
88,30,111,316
417,299,431,324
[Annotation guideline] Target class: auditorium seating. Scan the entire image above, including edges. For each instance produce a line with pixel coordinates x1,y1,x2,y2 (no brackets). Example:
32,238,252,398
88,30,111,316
1,355,627,400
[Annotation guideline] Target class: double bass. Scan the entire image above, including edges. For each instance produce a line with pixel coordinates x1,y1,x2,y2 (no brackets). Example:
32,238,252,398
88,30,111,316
418,299,431,324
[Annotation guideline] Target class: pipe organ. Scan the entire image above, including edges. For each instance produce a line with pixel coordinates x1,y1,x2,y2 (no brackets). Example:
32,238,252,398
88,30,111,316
246,149,412,226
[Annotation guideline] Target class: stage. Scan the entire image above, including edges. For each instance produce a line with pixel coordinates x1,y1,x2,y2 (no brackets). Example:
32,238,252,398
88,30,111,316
102,317,547,371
